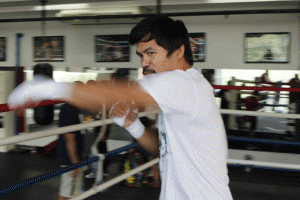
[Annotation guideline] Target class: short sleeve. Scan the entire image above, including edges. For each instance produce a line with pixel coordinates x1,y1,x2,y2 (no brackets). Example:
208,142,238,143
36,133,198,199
138,71,196,115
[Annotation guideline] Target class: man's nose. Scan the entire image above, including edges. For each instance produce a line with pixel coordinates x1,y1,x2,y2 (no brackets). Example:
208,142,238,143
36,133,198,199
141,57,150,68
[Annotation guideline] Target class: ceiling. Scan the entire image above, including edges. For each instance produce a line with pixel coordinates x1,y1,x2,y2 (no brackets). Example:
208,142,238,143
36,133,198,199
0,0,298,24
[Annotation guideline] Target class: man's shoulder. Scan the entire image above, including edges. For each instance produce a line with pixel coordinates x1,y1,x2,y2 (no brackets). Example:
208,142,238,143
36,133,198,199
144,70,194,82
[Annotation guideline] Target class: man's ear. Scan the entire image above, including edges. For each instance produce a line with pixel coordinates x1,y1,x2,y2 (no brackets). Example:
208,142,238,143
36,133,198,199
176,44,185,59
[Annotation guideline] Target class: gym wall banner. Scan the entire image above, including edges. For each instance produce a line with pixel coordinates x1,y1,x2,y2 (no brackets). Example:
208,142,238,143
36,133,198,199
33,36,64,62
95,34,130,63
189,33,206,62
0,37,6,62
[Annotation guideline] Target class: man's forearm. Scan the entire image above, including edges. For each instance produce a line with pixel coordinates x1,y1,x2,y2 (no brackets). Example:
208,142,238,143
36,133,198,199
65,135,80,164
67,84,118,113
66,82,158,114
136,127,159,156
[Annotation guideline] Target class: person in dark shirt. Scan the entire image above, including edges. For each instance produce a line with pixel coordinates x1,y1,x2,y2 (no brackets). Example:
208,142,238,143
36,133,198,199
57,82,84,200
216,81,232,130
288,74,300,104
260,70,271,85
286,74,300,139
243,91,260,136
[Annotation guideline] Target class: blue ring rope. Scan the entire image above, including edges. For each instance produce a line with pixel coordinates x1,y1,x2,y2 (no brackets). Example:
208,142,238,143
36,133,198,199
227,164,300,174
1,136,300,196
0,142,138,196
227,136,300,147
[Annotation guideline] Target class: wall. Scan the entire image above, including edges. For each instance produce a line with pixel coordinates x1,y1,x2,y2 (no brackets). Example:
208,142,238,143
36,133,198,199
0,12,299,71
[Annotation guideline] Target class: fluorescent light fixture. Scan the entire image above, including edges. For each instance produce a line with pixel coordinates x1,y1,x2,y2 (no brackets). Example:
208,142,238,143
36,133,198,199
86,68,117,74
0,0,29,1
56,6,146,17
33,3,89,11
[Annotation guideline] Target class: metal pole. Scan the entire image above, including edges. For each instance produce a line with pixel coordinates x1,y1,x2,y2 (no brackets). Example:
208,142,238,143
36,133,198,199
15,33,23,135
157,0,161,14
41,0,47,37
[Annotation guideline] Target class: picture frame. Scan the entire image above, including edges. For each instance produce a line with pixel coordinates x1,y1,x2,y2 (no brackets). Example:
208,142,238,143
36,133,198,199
189,33,206,62
0,37,6,61
95,34,130,62
33,36,64,62
244,32,291,63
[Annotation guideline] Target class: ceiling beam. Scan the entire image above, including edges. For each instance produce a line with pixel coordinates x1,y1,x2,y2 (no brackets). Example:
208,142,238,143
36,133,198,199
0,8,298,23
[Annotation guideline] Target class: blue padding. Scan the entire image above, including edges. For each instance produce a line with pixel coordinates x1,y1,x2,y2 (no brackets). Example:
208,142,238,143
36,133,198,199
227,136,300,147
0,142,138,196
228,164,300,174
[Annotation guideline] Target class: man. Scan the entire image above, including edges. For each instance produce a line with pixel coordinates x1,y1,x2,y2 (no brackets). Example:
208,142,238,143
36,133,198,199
216,81,233,130
286,74,300,139
260,70,271,85
57,81,85,200
8,15,232,199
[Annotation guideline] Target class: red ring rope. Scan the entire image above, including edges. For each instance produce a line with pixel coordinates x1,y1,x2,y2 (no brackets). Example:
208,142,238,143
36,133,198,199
0,85,299,113
0,100,63,113
212,85,300,92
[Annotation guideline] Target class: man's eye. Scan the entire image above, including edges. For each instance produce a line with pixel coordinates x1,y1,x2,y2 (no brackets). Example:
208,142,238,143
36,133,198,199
148,52,155,55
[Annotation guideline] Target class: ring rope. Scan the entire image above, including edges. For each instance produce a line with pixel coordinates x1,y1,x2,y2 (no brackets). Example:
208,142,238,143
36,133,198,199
90,104,107,187
227,159,300,171
227,136,300,147
0,84,299,199
227,164,300,174
0,85,299,113
0,110,159,146
0,110,299,198
70,158,160,200
219,109,300,119
212,85,300,92
0,142,139,196
0,100,63,113
2,136,300,198
0,109,299,146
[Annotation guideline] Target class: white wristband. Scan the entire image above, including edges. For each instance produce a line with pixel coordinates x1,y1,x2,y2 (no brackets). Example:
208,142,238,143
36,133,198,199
125,118,145,139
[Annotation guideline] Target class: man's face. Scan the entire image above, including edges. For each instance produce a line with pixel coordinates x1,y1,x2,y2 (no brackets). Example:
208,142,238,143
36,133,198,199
136,39,177,76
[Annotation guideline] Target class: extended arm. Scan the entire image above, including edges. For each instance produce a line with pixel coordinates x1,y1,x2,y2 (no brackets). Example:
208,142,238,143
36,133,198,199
68,81,158,114
8,78,160,156
70,83,160,155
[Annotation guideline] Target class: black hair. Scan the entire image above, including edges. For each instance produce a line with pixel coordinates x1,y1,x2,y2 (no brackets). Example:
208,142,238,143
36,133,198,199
33,63,53,78
115,68,129,78
253,90,259,96
129,15,193,66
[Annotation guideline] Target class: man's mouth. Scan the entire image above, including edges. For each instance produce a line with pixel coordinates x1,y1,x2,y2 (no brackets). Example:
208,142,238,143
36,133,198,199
143,67,156,75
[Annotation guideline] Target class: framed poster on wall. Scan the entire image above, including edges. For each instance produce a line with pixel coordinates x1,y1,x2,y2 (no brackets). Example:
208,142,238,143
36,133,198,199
0,37,6,61
189,33,206,62
33,36,64,62
95,34,130,62
244,32,290,63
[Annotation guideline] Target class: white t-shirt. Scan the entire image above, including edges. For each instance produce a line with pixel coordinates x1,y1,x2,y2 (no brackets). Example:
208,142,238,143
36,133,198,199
138,68,232,200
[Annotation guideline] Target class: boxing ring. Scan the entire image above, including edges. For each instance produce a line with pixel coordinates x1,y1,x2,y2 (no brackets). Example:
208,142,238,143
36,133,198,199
0,85,300,199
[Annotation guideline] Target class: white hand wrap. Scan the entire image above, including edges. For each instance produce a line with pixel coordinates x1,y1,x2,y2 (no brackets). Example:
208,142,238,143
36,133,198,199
109,102,130,127
8,75,74,109
110,104,144,139
125,117,145,139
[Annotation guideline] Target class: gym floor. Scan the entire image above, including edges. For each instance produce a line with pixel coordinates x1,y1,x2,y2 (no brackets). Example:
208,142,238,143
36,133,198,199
1,149,300,200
